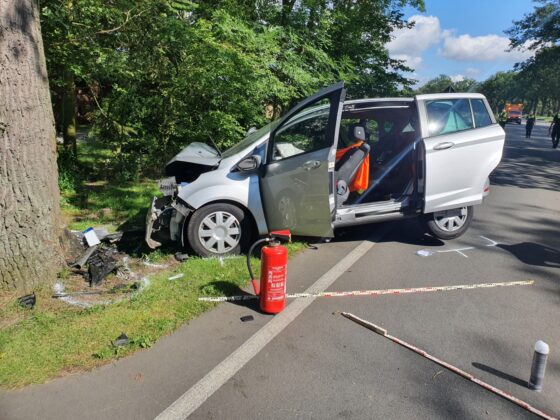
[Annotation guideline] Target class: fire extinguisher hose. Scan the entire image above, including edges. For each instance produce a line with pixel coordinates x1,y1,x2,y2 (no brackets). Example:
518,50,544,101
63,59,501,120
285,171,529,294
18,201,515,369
246,238,270,282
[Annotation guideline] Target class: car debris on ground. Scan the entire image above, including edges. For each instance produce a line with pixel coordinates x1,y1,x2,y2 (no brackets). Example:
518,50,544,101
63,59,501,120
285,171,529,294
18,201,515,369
112,333,130,347
17,293,36,309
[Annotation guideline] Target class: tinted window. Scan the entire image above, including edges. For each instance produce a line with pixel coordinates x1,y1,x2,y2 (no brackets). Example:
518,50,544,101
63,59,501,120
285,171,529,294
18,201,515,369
272,100,331,160
426,99,474,136
471,99,493,127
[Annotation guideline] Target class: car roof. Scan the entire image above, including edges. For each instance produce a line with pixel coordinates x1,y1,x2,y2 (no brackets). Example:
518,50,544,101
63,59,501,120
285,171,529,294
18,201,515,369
415,92,486,101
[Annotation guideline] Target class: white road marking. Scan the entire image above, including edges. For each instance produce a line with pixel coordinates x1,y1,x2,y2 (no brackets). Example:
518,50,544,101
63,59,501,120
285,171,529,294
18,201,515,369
479,235,499,247
436,247,474,258
155,228,390,420
198,280,534,302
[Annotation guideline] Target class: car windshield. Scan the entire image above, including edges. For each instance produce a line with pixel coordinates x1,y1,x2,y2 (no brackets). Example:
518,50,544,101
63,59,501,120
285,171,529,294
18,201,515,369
221,120,280,158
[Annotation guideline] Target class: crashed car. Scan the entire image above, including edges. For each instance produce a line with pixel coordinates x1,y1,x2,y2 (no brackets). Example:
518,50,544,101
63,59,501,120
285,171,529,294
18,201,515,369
146,82,504,257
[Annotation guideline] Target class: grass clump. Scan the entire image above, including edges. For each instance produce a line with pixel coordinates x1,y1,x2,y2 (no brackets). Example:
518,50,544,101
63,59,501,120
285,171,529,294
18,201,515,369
0,244,305,388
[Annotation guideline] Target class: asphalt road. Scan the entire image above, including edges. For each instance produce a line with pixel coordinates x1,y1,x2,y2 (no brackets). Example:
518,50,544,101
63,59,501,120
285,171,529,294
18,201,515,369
2,121,559,419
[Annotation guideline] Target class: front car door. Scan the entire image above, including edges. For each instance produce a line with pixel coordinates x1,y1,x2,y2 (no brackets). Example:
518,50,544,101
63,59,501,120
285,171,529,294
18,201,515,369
416,93,505,213
260,82,345,237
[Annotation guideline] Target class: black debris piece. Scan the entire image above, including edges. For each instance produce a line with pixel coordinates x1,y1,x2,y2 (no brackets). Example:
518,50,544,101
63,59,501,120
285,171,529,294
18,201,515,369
112,333,129,347
87,247,118,286
73,245,99,269
240,315,254,322
174,252,189,262
18,293,36,309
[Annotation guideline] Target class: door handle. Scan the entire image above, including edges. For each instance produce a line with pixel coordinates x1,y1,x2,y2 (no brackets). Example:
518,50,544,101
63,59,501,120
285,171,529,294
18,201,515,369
433,142,454,150
302,160,321,170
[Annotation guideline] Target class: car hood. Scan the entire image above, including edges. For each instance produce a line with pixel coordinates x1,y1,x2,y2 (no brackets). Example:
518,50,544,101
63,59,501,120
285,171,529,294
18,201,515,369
166,142,221,167
165,142,221,183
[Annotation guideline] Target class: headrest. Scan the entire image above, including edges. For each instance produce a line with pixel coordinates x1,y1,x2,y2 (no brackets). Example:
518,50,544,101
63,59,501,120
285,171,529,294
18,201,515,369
353,126,366,141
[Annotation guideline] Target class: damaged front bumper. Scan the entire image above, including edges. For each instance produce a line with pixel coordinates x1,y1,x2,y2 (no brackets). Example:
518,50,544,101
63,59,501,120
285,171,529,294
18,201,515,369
145,179,193,249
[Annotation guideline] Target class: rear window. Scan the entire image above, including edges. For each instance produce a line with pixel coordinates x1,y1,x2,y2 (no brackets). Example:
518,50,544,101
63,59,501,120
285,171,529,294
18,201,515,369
426,99,473,136
471,99,493,128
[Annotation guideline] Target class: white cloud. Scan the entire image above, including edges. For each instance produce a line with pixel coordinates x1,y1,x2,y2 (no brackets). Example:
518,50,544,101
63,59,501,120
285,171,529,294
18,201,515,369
392,53,423,69
450,74,465,82
388,15,442,71
388,15,442,55
440,34,534,62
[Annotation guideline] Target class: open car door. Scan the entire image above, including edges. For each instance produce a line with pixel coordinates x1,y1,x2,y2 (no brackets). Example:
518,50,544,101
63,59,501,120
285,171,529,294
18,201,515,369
417,94,504,213
260,82,345,237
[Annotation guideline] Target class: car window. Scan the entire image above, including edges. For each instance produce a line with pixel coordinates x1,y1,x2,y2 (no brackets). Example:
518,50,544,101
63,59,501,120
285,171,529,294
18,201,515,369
426,99,474,136
272,99,331,160
471,99,493,128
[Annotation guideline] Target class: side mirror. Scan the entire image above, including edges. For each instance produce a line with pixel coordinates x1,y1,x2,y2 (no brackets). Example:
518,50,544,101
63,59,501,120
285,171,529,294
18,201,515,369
237,155,261,171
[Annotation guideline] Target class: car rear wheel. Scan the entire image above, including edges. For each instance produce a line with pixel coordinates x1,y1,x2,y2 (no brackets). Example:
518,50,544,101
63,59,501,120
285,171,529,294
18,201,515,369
422,206,473,240
187,203,251,257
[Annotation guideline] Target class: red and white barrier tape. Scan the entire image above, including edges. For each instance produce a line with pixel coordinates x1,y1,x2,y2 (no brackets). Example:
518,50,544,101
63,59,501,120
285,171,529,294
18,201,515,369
341,312,556,420
198,280,533,302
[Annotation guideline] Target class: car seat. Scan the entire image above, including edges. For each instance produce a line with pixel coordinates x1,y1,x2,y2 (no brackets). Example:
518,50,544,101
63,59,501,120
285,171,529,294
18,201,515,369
335,126,370,206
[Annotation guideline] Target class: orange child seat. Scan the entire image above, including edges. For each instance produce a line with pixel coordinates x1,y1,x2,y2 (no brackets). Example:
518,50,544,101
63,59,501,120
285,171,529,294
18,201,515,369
335,140,370,194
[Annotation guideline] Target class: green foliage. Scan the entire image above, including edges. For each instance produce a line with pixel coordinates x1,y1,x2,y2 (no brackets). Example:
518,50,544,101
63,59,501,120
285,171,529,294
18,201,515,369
41,0,424,176
416,74,477,95
506,0,560,49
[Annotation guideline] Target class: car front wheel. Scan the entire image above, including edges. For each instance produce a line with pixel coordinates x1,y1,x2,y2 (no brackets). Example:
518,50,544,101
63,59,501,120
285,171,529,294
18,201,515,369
422,206,473,240
187,203,251,257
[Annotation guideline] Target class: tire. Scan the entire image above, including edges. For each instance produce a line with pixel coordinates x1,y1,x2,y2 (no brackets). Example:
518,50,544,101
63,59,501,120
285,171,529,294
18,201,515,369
187,203,252,258
422,206,473,240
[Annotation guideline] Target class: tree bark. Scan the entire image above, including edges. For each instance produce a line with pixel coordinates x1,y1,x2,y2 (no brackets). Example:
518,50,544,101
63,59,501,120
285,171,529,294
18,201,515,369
0,0,64,290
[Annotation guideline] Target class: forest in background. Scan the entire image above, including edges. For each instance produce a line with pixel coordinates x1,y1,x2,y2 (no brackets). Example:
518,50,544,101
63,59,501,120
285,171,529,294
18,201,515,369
43,0,560,187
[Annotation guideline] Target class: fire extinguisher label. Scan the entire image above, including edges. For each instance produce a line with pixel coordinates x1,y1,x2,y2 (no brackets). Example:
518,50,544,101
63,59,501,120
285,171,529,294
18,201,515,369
267,265,286,301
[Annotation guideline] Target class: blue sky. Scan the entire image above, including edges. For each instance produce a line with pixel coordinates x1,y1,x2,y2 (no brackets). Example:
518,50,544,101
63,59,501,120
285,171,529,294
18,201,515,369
389,0,536,86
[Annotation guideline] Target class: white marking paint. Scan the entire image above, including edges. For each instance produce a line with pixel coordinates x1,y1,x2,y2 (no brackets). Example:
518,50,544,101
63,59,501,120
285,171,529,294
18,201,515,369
436,247,475,258
416,235,501,258
155,227,390,420
479,235,499,247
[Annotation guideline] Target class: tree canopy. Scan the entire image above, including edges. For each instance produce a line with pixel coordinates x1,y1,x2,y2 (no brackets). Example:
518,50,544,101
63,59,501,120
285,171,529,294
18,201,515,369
41,0,424,178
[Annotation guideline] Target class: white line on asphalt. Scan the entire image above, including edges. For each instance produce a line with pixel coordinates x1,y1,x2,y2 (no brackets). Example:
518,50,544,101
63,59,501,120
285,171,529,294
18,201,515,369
154,227,390,420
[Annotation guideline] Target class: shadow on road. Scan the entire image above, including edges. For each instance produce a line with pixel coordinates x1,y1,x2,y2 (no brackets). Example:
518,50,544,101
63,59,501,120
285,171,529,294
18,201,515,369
472,362,528,388
498,242,560,268
491,124,560,191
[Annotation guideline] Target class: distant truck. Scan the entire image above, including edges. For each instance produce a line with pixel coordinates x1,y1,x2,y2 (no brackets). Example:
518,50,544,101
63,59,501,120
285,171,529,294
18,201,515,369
504,103,523,124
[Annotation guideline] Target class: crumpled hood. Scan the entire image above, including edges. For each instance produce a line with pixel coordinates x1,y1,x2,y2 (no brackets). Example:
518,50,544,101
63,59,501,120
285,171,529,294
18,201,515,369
166,142,221,167
165,142,221,183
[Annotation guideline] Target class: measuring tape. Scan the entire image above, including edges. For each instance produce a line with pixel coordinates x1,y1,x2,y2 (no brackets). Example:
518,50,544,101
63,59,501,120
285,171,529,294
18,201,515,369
198,280,533,302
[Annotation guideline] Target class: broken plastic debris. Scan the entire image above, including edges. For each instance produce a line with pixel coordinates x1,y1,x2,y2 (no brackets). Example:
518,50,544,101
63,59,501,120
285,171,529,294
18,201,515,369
83,227,101,247
18,293,36,309
416,249,434,257
174,252,189,262
112,333,129,347
240,315,254,322
168,273,184,281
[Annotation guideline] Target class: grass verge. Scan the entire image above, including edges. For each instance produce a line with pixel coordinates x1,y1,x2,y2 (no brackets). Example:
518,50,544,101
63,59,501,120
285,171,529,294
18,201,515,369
0,243,306,388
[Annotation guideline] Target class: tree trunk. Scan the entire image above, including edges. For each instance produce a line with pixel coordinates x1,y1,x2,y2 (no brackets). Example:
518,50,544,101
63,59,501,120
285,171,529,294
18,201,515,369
0,0,64,290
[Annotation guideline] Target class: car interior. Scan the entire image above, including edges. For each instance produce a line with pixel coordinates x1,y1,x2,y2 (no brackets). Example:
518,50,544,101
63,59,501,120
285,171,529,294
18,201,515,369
335,102,420,207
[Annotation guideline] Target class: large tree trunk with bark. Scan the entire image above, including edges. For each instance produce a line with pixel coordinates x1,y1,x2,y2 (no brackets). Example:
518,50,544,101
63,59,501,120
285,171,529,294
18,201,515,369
0,0,63,290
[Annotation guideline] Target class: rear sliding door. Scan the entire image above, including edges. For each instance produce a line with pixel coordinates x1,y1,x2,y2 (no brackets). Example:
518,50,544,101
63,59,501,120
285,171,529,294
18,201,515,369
418,96,505,213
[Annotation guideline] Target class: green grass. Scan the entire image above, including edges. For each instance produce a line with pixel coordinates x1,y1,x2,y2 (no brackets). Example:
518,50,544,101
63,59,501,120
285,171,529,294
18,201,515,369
0,243,306,388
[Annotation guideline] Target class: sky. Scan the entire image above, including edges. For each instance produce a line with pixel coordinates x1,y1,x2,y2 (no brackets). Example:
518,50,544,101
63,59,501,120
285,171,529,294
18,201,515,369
388,0,537,87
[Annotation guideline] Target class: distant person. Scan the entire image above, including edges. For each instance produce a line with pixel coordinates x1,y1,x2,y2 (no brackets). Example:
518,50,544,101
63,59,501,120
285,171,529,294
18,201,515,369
498,110,508,128
525,113,536,139
549,114,560,149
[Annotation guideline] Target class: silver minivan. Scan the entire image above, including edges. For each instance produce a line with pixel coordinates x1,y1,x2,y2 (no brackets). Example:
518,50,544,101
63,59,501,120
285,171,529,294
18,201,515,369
146,82,505,257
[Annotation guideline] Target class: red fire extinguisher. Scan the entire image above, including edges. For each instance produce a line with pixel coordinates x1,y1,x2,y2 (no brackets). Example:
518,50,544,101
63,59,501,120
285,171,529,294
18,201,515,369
247,230,291,314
